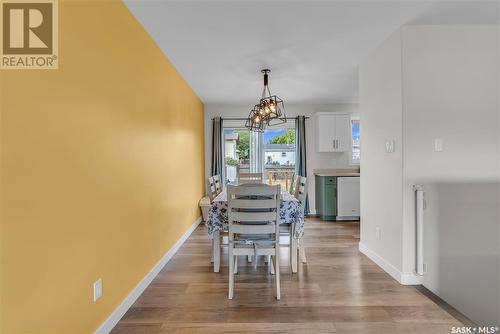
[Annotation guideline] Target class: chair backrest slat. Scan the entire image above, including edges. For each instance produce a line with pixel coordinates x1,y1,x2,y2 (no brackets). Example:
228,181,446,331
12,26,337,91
230,184,277,195
238,172,263,184
230,199,276,209
230,211,277,222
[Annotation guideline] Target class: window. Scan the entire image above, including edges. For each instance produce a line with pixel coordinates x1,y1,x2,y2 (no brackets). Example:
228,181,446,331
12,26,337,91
222,121,297,188
350,117,360,165
263,126,296,189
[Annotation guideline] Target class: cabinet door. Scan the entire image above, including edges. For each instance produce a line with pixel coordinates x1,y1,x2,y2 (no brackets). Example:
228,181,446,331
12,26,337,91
316,113,336,152
334,114,351,152
337,177,360,217
324,184,337,216
315,175,324,215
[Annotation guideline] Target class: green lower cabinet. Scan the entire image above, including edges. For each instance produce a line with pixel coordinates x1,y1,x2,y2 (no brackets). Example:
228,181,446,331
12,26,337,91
315,175,337,220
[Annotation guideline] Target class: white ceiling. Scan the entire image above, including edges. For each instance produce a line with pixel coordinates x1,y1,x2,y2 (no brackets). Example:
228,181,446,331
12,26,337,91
124,0,499,104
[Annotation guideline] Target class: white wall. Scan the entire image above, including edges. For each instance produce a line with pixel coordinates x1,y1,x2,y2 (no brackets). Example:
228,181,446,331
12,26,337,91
360,25,500,324
204,103,359,214
401,25,500,325
359,30,404,273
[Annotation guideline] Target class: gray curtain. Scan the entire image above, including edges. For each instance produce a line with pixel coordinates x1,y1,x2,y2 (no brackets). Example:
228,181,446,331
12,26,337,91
295,115,309,215
211,117,224,179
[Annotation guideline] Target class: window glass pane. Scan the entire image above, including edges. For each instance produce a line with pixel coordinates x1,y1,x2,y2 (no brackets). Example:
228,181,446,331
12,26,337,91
224,129,250,184
351,119,360,162
263,127,296,189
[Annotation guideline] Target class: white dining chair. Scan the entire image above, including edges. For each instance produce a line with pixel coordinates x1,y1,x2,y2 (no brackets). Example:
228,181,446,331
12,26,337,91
207,176,218,201
237,172,263,184
227,184,281,300
208,174,226,268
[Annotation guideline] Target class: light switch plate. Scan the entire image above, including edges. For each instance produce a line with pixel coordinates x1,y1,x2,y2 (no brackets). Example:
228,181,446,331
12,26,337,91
385,140,395,153
93,278,102,302
434,138,443,152
375,227,381,240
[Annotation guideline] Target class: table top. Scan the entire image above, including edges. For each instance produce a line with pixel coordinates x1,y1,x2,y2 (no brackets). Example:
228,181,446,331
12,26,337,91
207,188,304,239
212,188,299,203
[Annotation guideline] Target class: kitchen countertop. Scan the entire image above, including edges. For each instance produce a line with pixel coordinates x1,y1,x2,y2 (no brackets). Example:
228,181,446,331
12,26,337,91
313,169,360,177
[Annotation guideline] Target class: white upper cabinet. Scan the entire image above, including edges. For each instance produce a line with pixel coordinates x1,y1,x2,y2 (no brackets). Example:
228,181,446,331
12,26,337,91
315,112,351,152
335,114,350,152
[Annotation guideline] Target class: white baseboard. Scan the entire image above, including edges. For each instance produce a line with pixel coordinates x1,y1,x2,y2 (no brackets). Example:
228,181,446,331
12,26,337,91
358,242,402,282
95,216,202,334
358,242,423,285
400,272,424,285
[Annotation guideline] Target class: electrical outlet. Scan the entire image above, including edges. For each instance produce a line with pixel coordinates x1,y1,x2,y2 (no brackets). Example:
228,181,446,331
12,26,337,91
93,278,102,302
191,207,195,214
375,227,381,240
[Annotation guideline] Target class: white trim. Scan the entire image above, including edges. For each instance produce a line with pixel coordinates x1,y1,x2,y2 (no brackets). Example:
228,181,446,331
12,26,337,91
358,242,423,285
336,216,360,221
358,242,401,282
95,217,202,334
400,272,424,285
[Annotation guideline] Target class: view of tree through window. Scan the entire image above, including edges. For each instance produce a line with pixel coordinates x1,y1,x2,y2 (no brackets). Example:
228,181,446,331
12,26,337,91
268,128,295,144
235,130,249,160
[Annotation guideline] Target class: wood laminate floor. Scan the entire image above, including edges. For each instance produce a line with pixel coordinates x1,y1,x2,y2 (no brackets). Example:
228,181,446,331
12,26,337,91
112,218,464,334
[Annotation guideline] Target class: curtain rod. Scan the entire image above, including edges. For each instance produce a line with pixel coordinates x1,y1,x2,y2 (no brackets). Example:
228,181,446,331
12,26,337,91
211,117,309,121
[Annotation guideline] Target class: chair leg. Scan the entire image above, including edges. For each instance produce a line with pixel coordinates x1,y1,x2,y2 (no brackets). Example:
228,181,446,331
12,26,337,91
291,237,298,273
234,256,238,274
289,224,293,266
211,239,214,263
299,238,307,263
273,253,281,300
213,231,220,273
228,243,234,299
269,255,275,275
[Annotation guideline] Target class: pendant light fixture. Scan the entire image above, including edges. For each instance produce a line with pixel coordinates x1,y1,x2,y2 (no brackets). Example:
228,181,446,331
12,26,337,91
245,69,286,132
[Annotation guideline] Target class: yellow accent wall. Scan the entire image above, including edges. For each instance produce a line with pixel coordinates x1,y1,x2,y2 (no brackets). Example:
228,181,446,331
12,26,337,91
0,1,204,333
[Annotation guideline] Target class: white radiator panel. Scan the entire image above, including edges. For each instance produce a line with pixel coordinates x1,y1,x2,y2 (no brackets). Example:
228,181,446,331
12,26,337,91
413,185,424,276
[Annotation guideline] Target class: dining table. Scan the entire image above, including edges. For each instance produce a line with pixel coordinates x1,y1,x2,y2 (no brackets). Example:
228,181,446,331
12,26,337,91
206,187,305,273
